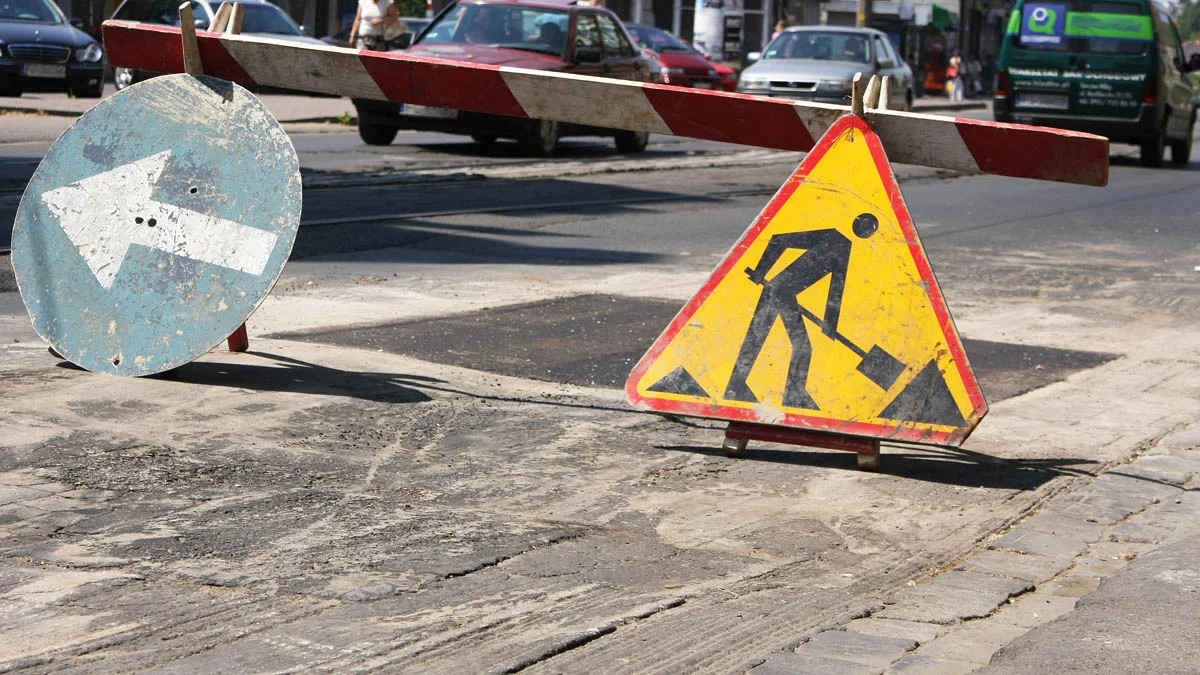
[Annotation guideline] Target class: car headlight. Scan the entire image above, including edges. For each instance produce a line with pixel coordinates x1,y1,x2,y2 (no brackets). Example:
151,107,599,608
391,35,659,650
816,79,852,94
75,43,103,63
663,67,685,75
739,76,768,89
706,68,717,77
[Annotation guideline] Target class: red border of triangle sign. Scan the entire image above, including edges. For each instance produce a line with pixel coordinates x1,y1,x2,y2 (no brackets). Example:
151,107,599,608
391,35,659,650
626,114,988,447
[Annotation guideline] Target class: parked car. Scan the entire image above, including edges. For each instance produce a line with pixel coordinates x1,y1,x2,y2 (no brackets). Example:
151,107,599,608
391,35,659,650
110,0,325,90
0,0,105,98
320,17,430,49
353,0,658,155
625,24,720,90
994,0,1199,167
737,26,914,111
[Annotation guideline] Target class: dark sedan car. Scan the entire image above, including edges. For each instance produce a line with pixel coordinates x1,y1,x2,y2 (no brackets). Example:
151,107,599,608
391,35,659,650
353,0,657,155
0,0,105,98
320,17,429,49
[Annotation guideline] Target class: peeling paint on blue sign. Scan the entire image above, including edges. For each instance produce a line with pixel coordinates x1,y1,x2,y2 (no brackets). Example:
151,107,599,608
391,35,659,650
12,74,301,376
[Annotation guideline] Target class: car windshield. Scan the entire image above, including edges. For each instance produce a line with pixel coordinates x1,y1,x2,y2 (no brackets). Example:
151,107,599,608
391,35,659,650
418,3,570,57
240,3,302,34
0,0,65,24
628,25,691,53
764,30,871,63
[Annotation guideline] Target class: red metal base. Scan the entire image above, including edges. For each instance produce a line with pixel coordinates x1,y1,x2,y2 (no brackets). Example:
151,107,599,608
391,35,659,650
723,422,881,470
226,323,249,352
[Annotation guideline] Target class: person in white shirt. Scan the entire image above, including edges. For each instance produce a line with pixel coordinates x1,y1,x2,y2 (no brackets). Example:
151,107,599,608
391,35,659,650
349,0,401,51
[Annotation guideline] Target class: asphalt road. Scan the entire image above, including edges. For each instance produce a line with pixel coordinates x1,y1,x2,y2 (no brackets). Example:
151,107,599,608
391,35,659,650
1,105,1199,672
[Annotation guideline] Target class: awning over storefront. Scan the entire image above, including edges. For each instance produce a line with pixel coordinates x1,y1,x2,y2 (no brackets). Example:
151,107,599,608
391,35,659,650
931,3,958,30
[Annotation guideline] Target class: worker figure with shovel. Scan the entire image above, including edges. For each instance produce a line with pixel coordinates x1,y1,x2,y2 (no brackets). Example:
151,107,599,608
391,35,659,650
724,212,905,410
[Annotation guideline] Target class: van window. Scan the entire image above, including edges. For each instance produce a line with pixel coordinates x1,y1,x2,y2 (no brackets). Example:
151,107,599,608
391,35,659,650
1012,0,1150,55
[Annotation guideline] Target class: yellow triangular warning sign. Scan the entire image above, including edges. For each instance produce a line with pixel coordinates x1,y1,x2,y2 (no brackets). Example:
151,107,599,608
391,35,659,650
626,114,987,446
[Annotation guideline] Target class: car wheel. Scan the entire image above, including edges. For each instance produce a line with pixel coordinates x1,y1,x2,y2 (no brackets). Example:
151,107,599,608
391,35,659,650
1140,129,1165,167
519,119,558,156
471,134,497,146
614,130,649,154
113,67,136,91
905,90,914,112
1169,114,1195,166
358,120,398,146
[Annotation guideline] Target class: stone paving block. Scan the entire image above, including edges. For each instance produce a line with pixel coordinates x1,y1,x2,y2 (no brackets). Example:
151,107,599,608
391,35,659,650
930,571,1033,598
885,654,976,675
0,503,47,526
1119,455,1195,486
751,652,881,675
991,589,1078,629
914,622,1029,665
1016,511,1104,542
989,528,1086,561
1105,520,1168,544
878,586,1010,625
956,549,1068,584
797,630,917,668
844,618,945,644
1154,424,1200,453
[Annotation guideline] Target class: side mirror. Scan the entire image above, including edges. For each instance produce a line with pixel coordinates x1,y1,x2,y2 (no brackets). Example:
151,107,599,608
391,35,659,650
747,51,761,62
877,58,896,70
69,17,85,28
390,32,413,49
574,46,602,63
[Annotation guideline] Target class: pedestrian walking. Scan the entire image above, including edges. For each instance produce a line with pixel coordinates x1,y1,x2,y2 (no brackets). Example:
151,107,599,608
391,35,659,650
946,49,964,101
349,0,401,51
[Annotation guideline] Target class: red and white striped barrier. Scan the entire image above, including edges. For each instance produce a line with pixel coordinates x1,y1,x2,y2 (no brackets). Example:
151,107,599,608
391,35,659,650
102,21,1109,187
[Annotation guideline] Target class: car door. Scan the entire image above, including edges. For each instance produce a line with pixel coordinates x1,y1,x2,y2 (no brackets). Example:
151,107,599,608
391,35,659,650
872,35,906,108
595,12,641,81
568,13,605,78
1156,9,1192,139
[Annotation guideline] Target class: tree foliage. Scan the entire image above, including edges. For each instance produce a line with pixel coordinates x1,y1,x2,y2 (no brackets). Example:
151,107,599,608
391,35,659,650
398,0,426,18
1179,0,1200,42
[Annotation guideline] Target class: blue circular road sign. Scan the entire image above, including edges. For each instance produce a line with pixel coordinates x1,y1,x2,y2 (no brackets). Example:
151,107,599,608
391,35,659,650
12,74,301,376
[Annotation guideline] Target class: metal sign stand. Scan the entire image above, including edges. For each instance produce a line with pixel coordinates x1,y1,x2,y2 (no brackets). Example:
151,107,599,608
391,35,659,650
180,0,252,355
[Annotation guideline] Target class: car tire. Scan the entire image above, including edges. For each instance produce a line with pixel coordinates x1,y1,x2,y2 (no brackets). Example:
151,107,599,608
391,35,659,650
1140,130,1165,167
614,130,649,153
0,84,21,98
471,134,497,146
358,121,398,146
1170,114,1194,166
519,119,558,156
113,67,137,91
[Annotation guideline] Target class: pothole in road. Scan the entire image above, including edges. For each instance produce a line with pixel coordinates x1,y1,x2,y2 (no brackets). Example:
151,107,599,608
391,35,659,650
273,294,1117,402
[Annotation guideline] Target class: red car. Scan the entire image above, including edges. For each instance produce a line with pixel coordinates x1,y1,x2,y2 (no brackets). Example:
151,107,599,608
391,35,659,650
626,24,733,91
353,0,657,155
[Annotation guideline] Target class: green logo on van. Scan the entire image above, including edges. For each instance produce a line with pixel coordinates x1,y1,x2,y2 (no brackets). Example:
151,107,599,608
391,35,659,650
1027,6,1059,34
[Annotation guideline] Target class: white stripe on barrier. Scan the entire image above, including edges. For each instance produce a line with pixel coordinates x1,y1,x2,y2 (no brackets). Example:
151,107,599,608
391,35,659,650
221,35,387,100
871,111,982,174
501,68,673,135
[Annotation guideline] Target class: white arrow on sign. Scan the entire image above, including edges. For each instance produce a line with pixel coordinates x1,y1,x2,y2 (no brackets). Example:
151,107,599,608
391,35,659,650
41,150,280,290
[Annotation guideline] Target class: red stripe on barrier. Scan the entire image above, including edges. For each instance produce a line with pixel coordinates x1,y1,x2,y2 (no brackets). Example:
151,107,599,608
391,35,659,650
956,119,1110,187
103,23,255,85
360,55,527,118
642,86,816,152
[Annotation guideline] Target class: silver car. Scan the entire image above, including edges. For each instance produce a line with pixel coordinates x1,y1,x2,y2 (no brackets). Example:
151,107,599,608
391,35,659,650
737,26,914,111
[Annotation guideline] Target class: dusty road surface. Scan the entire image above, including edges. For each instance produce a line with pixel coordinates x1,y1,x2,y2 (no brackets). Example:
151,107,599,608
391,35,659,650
1,113,1199,673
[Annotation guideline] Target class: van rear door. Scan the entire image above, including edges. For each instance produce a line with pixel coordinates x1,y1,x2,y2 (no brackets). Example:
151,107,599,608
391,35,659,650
1005,0,1152,120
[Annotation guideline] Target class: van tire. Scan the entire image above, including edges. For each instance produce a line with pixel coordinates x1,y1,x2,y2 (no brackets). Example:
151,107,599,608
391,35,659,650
1170,115,1194,166
1140,132,1165,167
